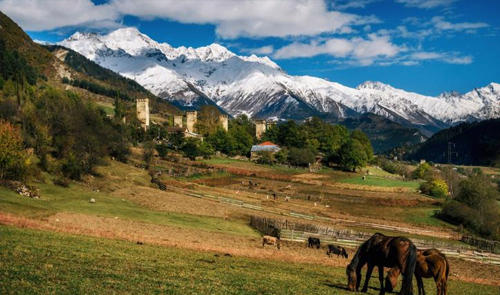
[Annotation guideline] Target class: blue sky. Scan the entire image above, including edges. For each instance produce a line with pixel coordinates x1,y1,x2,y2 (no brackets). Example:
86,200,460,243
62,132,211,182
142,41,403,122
1,0,498,96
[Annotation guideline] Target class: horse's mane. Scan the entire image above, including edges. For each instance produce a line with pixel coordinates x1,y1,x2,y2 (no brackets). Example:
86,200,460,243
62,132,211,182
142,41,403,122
347,233,386,271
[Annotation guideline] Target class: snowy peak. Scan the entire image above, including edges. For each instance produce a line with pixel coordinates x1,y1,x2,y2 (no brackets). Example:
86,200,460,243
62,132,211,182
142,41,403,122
356,81,395,92
61,27,278,68
241,54,281,70
438,91,461,99
102,27,161,56
58,27,500,135
194,43,236,62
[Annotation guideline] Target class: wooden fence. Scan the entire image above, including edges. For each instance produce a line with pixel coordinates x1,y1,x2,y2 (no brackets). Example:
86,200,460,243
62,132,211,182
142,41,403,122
250,216,500,265
461,236,500,254
164,184,500,263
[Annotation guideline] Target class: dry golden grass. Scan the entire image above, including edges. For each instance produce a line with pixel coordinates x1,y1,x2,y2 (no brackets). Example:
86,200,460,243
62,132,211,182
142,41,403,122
1,212,498,286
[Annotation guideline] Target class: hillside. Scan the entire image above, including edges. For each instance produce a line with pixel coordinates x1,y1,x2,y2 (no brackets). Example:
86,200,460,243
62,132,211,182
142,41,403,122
332,113,427,153
1,10,179,118
409,118,500,166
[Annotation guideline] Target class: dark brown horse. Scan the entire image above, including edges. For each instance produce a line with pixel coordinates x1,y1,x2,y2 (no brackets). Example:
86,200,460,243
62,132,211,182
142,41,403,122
346,233,417,295
385,249,449,295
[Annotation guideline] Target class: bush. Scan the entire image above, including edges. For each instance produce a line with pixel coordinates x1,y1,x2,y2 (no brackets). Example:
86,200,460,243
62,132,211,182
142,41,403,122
156,144,169,159
439,173,500,240
288,147,316,167
274,148,288,164
380,158,398,174
61,153,83,180
412,162,431,179
420,179,448,198
53,175,71,187
256,151,275,165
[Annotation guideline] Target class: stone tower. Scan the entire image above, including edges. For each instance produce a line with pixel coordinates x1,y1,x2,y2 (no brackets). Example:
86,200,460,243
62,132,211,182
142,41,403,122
255,119,266,139
136,98,149,131
219,114,228,132
266,121,276,130
173,115,183,128
186,111,197,133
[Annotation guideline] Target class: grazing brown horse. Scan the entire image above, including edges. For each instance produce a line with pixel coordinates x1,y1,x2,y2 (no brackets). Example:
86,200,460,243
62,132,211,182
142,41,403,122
346,233,417,295
262,235,280,250
385,249,449,295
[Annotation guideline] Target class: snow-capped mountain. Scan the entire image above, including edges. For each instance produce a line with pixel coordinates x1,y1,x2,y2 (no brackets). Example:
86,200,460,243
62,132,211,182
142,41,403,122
59,28,500,135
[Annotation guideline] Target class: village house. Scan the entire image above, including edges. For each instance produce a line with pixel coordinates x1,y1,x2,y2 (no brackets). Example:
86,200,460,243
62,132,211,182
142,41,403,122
250,141,281,161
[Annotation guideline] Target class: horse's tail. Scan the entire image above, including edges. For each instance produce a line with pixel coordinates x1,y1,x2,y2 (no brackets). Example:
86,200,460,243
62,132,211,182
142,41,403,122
401,243,417,295
443,253,450,280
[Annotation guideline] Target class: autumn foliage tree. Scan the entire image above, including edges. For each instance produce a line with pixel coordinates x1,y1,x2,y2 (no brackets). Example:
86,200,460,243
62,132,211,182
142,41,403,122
0,120,31,180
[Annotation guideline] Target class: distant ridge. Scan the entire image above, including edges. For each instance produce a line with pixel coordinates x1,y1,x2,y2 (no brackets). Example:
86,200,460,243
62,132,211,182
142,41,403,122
58,27,500,136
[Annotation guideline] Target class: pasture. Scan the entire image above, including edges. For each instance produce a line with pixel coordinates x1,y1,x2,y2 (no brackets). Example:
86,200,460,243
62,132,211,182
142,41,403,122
338,175,421,190
1,156,499,293
1,225,498,295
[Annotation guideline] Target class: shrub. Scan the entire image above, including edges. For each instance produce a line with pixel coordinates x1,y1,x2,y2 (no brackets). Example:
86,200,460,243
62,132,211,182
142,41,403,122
439,173,500,240
420,179,448,198
156,144,169,159
288,147,316,167
61,153,83,180
256,151,275,165
412,162,431,179
53,175,71,187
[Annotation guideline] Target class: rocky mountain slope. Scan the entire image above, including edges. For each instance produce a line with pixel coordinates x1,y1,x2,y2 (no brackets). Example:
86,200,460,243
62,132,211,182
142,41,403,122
59,28,500,135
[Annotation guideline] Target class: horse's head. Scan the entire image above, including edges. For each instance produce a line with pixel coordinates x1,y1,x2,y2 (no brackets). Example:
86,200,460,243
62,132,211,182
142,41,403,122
342,248,348,259
346,266,357,291
384,269,398,293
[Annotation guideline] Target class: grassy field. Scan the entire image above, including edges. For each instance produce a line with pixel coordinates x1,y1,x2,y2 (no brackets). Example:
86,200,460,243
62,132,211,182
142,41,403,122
1,225,497,295
0,182,257,237
202,158,303,174
339,175,421,190
95,102,115,116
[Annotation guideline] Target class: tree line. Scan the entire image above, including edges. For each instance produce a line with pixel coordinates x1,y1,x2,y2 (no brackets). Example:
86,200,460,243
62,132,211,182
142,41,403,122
155,106,374,172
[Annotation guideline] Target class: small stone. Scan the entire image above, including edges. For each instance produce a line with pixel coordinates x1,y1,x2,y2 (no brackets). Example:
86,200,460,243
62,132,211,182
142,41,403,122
90,198,96,203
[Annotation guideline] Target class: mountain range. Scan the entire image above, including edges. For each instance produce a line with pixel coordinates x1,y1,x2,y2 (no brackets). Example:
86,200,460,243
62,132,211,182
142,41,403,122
58,28,500,136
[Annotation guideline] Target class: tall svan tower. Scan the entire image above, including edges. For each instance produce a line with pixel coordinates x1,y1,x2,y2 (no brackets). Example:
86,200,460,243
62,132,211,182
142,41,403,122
136,98,149,131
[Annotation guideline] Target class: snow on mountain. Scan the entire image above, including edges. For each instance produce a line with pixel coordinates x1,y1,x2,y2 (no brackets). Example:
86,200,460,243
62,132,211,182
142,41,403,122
59,28,500,134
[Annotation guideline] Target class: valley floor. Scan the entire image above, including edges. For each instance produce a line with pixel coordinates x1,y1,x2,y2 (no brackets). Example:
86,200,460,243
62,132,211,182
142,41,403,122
1,157,499,294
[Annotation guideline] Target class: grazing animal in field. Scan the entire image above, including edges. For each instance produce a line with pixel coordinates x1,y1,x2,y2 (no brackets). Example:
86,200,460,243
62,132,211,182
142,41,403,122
346,233,417,295
326,245,348,258
262,235,280,250
385,248,449,295
307,237,321,249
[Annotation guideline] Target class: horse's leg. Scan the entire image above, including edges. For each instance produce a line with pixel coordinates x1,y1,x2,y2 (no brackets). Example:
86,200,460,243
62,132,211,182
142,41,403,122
361,263,374,293
435,266,446,295
378,265,385,295
416,275,424,295
356,268,363,291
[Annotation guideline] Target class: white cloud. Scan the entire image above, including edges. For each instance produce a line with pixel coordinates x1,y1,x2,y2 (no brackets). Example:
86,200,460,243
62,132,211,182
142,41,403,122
409,51,473,64
0,0,120,31
395,0,457,9
241,45,275,55
330,0,379,10
112,0,381,39
431,16,489,31
0,0,381,39
273,34,401,66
